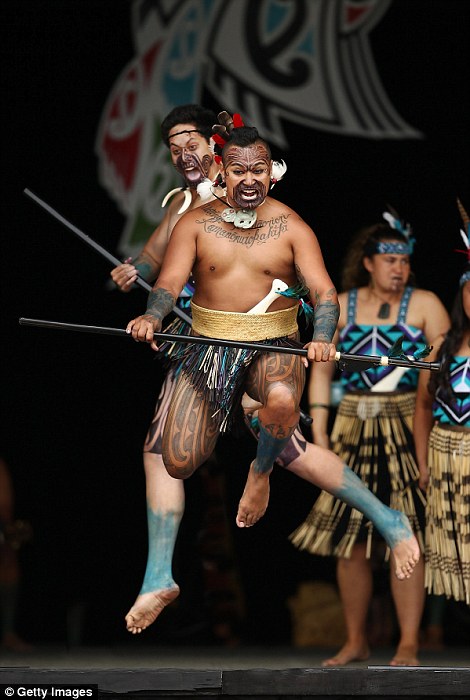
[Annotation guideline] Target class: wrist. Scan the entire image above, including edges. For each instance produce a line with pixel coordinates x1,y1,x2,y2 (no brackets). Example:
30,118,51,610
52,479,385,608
312,300,339,342
134,259,156,284
146,288,175,321
311,334,335,347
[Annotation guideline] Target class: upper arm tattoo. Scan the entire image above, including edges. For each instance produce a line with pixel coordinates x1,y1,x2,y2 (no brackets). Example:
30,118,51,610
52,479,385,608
295,265,310,295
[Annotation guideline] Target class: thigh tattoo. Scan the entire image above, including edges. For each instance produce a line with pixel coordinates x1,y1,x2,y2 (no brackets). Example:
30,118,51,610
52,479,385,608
144,371,175,455
162,373,220,477
245,350,305,407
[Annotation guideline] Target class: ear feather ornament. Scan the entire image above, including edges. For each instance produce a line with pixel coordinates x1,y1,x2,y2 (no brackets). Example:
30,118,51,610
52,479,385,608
196,177,220,201
270,160,287,189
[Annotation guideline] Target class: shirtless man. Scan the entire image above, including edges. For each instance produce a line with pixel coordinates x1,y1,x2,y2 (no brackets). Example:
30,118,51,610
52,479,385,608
112,104,220,291
126,121,421,633
111,104,222,635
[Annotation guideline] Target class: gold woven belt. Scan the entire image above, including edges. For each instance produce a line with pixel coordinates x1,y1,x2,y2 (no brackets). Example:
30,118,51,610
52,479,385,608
190,301,298,341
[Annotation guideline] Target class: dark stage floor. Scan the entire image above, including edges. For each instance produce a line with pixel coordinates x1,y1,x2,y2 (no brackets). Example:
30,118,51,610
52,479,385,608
0,643,469,669
1,645,469,699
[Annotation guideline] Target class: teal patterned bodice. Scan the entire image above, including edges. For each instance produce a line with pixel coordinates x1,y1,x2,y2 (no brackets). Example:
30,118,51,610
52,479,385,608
433,356,470,426
177,277,195,310
338,287,426,391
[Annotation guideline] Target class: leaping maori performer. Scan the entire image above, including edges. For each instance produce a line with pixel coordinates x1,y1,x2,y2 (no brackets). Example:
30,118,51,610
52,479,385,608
21,109,432,637
120,111,423,633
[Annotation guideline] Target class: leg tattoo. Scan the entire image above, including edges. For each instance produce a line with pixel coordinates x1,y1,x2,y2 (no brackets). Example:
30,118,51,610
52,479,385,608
237,348,304,528
254,423,293,474
140,507,180,594
162,373,220,479
333,465,421,580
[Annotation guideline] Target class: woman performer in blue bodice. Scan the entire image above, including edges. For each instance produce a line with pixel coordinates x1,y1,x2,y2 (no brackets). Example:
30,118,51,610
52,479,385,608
291,217,450,666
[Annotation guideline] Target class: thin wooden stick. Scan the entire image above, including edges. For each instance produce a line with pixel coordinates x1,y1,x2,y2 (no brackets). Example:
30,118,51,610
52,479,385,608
22,188,192,325
18,317,441,371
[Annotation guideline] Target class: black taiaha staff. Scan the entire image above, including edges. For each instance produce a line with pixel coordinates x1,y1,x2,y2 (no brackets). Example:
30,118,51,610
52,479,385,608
18,318,441,372
22,188,192,325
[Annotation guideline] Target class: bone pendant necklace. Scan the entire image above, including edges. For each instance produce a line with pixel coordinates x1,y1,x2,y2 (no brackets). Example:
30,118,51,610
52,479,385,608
221,207,257,229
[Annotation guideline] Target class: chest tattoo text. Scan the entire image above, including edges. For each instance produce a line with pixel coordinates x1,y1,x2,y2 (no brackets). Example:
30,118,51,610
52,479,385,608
196,206,289,248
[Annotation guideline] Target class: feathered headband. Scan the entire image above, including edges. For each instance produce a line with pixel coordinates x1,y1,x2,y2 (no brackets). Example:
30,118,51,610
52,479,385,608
381,206,415,254
364,206,415,256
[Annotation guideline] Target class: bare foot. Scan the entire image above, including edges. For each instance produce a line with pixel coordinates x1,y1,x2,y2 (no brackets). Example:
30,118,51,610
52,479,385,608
236,462,270,528
125,585,180,634
321,642,370,667
386,511,421,580
390,644,420,666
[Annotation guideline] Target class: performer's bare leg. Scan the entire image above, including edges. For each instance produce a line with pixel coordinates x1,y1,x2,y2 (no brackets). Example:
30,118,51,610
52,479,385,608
237,351,304,527
125,374,184,634
125,452,183,634
281,433,422,666
282,432,421,580
389,556,425,666
128,380,420,635
162,372,221,479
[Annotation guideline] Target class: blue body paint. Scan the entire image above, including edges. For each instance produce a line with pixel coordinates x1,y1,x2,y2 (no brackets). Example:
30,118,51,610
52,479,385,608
335,466,412,549
140,506,180,594
254,424,293,474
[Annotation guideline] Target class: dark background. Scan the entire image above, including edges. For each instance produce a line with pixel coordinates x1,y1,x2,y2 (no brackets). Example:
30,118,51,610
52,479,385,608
2,0,470,647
